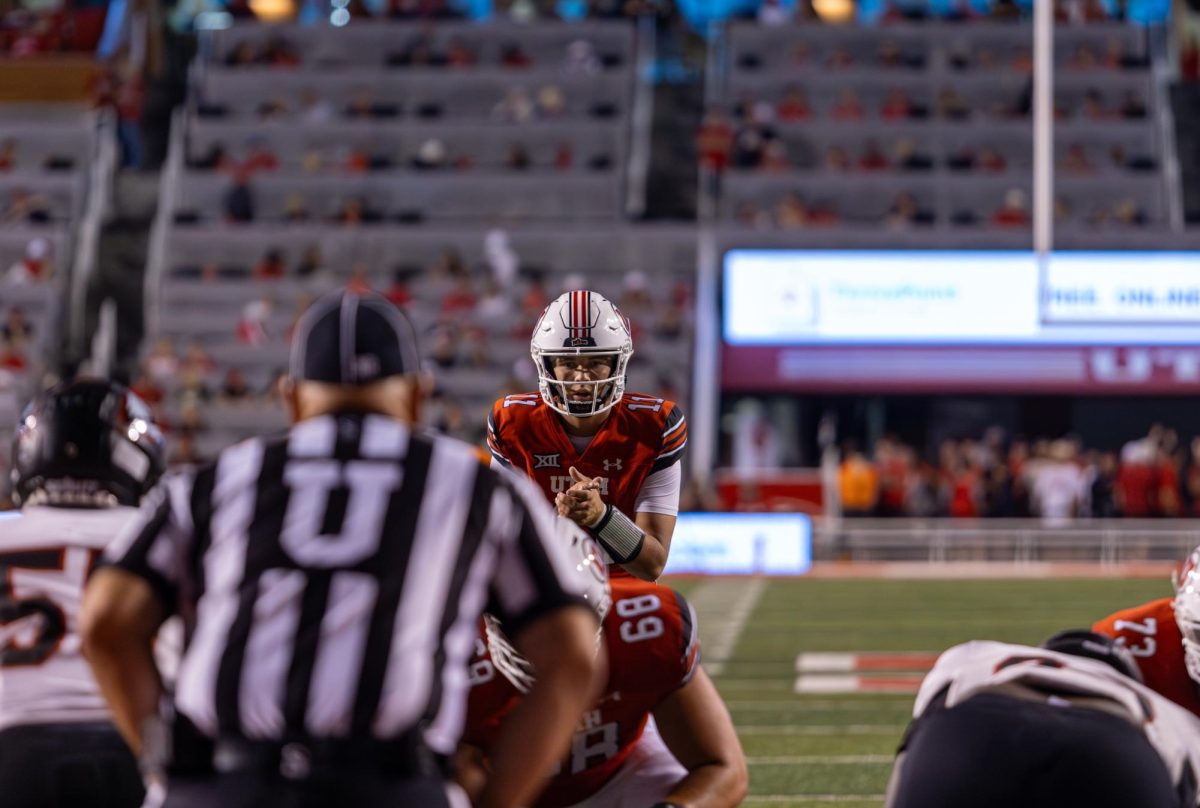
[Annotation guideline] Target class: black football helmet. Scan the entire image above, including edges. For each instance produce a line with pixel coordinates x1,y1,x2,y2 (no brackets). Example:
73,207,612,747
1040,628,1143,683
10,379,165,508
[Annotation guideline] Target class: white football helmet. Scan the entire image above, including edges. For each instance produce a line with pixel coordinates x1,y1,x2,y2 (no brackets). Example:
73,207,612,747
531,290,633,418
485,517,611,693
1173,545,1200,685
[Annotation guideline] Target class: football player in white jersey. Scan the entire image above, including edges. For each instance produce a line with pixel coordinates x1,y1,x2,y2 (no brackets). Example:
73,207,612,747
2,379,164,808
887,630,1200,808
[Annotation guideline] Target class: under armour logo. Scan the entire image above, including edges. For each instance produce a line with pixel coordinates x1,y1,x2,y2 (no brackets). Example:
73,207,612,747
534,453,561,469
602,459,622,472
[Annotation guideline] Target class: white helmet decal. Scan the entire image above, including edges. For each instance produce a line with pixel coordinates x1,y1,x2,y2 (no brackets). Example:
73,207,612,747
530,290,634,418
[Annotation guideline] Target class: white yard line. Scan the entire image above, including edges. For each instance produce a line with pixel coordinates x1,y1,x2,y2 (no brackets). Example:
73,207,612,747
736,724,903,735
743,795,888,803
687,577,768,677
748,755,893,765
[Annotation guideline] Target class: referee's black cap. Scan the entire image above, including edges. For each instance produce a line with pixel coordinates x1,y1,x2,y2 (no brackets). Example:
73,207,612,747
290,290,422,385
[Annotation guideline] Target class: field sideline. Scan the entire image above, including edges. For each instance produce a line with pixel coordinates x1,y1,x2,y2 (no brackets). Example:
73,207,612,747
661,575,1170,808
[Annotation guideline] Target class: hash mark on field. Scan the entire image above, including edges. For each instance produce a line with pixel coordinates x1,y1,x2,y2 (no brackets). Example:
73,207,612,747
748,755,893,765
736,724,904,735
795,652,939,673
744,795,888,804
689,578,767,676
794,674,923,695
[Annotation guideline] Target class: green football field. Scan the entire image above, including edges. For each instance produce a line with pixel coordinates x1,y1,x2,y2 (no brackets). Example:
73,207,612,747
660,576,1171,807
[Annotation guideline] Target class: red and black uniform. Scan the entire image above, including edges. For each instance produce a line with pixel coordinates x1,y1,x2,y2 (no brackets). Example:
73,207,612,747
464,579,699,807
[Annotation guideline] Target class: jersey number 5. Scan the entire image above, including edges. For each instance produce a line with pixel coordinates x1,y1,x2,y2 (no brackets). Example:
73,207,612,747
0,548,93,667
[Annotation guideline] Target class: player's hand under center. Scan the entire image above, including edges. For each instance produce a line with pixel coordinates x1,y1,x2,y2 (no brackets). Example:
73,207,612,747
555,466,607,527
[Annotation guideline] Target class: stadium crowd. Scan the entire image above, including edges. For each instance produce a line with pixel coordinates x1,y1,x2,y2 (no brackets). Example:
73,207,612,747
836,425,1200,521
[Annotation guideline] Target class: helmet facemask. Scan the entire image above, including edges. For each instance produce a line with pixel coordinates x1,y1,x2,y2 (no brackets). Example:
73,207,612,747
1174,547,1200,686
537,350,630,418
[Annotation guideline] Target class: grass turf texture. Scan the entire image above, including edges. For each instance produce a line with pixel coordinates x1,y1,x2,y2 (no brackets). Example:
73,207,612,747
661,577,1168,808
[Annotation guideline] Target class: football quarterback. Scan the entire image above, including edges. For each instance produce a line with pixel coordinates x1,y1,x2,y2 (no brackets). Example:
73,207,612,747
486,290,687,581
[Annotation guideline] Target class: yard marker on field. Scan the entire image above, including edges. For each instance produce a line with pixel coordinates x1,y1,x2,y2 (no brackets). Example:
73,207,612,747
794,674,924,695
742,796,887,803
735,724,904,735
795,652,939,673
748,755,893,765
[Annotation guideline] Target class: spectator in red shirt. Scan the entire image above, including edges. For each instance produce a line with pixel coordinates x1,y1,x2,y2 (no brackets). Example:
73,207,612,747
441,276,477,316
832,89,865,121
0,139,14,172
991,188,1031,227
776,86,812,122
697,109,734,174
880,88,912,121
253,248,286,280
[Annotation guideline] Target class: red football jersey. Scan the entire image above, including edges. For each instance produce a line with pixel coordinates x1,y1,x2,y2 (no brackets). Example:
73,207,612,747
463,579,700,808
486,392,686,576
1093,597,1200,717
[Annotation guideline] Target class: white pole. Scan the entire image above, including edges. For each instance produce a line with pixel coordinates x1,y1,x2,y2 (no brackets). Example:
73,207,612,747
1033,0,1054,256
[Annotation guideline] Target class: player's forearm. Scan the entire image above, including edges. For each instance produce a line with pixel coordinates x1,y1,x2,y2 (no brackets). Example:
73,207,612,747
480,607,604,808
621,532,667,581
660,760,750,808
83,629,163,756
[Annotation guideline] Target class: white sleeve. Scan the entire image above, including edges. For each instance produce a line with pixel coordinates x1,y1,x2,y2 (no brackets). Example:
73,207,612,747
634,460,682,517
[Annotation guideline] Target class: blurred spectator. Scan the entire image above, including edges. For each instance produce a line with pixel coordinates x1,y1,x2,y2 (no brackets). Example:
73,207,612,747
144,337,178,384
759,139,791,171
493,88,536,122
697,109,734,174
938,88,971,120
3,188,51,224
825,145,852,172
484,228,519,287
895,138,933,171
223,177,255,223
284,192,309,223
446,37,476,67
263,36,300,66
858,140,890,171
537,85,566,118
431,248,467,279
412,138,448,170
563,39,601,74
180,339,217,381
253,248,287,280
0,307,32,347
885,192,929,228
880,88,912,120
295,243,325,278
500,43,532,69
0,140,14,172
832,89,865,121
1119,90,1147,119
236,298,272,346
776,86,812,122
1062,143,1095,174
554,143,574,170
992,188,1030,227
506,144,531,170
299,88,335,125
1090,451,1119,518
977,146,1008,172
242,139,279,175
1082,89,1110,119
129,372,163,405
219,368,252,402
345,89,376,120
776,192,810,228
441,276,477,316
758,0,791,25
826,46,855,69
429,327,459,369
0,342,24,372
839,443,879,517
4,238,51,284
333,196,379,224
731,399,781,471
1029,439,1083,525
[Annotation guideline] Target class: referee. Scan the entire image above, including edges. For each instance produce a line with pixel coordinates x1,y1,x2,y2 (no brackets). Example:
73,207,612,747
80,290,605,808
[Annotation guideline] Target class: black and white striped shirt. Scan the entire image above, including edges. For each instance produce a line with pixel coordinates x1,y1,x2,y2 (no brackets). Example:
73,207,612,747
105,413,592,754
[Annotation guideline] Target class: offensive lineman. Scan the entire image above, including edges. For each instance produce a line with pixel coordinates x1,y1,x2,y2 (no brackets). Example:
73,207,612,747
886,631,1200,808
1092,543,1200,716
487,290,686,581
462,576,748,808
1,379,165,808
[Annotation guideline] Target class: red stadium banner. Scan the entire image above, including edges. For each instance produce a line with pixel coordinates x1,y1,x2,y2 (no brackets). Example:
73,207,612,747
721,345,1200,394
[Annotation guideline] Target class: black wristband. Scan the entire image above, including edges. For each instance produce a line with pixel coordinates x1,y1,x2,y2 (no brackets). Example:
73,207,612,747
649,803,684,808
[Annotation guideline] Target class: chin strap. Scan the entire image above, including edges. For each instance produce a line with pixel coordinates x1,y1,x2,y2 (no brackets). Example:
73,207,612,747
588,504,645,565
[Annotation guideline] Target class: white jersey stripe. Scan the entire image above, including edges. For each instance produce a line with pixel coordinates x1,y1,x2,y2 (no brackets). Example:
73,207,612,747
306,571,378,737
239,568,306,739
373,443,477,736
174,439,263,736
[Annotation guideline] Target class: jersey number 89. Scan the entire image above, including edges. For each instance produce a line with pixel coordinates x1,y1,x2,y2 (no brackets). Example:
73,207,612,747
615,594,663,643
